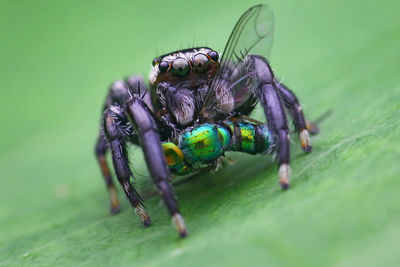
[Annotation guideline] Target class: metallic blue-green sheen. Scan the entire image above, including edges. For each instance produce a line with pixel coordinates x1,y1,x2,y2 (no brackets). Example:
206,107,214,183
225,121,273,154
179,123,226,164
258,124,273,153
217,126,231,149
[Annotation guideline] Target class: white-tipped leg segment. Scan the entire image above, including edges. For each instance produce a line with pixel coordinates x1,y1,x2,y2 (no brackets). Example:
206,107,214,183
299,129,312,152
135,204,152,227
279,163,291,190
172,213,188,238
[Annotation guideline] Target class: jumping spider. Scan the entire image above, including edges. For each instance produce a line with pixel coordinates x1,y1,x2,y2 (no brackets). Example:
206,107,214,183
95,5,318,237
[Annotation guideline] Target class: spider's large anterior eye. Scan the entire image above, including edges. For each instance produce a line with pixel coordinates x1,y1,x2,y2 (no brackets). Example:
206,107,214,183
152,58,159,66
192,54,210,73
159,61,169,72
208,51,219,62
171,57,190,77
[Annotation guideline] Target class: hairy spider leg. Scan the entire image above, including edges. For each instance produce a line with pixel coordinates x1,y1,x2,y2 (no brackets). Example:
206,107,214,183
94,80,134,215
126,97,187,237
95,78,153,225
103,107,151,226
275,83,313,152
95,134,121,214
247,55,291,189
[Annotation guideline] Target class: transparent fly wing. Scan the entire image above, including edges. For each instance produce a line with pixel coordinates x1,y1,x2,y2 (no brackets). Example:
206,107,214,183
217,4,274,77
201,5,274,119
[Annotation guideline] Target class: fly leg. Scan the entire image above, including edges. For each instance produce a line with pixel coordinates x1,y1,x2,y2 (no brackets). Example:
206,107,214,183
249,55,291,189
275,82,313,152
125,97,187,237
103,106,151,226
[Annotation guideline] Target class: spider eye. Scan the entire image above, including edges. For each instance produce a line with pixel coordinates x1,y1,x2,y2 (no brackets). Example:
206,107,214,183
192,54,210,73
171,58,190,77
152,58,159,66
208,51,219,62
159,61,169,72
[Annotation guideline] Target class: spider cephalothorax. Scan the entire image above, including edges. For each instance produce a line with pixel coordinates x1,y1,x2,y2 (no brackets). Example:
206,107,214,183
149,47,222,127
95,5,319,238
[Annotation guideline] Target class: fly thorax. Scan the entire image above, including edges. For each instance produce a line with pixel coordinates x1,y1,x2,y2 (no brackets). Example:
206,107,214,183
214,79,235,114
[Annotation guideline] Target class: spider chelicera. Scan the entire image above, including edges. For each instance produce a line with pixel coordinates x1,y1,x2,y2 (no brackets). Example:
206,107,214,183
95,4,319,237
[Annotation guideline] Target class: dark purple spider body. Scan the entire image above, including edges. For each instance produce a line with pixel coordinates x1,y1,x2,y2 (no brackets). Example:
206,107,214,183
95,5,318,237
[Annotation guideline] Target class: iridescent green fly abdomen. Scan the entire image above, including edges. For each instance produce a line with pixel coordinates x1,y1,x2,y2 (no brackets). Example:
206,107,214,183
162,121,274,175
225,121,273,155
180,123,230,164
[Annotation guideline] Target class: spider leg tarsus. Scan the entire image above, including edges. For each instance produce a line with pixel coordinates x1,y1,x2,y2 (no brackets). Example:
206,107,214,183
172,213,188,238
279,163,290,190
110,204,121,215
135,203,152,226
299,129,312,152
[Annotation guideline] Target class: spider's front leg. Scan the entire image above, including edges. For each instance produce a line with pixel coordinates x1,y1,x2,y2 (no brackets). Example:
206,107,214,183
95,80,133,215
103,106,152,226
125,97,188,237
249,55,292,189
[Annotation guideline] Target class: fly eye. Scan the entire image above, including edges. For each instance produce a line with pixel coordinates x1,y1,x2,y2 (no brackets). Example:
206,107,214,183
159,61,169,72
208,51,219,62
192,54,210,73
171,58,190,77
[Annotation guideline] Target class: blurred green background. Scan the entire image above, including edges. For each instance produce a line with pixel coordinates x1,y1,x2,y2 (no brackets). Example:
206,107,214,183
1,0,399,266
